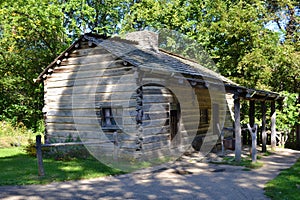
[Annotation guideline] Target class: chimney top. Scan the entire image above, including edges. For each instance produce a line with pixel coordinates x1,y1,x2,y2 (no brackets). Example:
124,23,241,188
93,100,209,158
125,31,158,52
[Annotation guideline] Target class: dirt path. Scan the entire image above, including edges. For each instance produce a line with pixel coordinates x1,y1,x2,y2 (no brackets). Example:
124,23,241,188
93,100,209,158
0,148,299,200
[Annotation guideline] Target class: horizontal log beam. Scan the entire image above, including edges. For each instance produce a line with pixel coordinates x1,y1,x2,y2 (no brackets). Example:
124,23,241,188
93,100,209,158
42,141,110,147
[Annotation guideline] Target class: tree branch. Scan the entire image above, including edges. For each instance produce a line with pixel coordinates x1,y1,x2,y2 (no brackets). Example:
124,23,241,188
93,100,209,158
275,18,284,32
12,11,57,55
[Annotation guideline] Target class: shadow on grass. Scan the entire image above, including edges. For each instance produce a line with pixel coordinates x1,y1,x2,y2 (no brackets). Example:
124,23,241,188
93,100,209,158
0,149,124,186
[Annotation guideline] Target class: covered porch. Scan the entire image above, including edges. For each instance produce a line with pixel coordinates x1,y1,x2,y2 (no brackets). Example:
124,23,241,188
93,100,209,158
225,84,284,162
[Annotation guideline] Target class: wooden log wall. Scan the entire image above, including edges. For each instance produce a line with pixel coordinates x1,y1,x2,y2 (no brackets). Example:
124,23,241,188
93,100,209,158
191,87,234,151
43,39,235,160
44,41,136,148
141,85,173,158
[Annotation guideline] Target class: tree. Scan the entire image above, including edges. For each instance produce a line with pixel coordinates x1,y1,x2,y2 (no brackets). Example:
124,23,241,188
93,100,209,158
266,0,300,44
0,0,132,129
123,0,299,91
123,0,299,139
0,0,298,135
60,0,133,38
0,0,67,128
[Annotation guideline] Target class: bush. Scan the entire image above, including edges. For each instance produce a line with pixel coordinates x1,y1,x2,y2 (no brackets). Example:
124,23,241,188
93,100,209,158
23,134,91,160
44,145,91,161
24,134,92,161
0,121,37,147
23,139,36,157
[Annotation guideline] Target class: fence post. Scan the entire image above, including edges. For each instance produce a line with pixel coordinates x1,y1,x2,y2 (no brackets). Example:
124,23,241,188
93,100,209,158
36,135,45,176
271,101,276,151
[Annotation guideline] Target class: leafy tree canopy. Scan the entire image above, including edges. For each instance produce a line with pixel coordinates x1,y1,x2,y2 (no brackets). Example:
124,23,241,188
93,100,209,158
0,0,298,131
123,0,299,93
0,0,67,128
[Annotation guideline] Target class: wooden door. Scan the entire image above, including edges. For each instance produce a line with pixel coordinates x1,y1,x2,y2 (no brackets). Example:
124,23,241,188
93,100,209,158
170,109,178,140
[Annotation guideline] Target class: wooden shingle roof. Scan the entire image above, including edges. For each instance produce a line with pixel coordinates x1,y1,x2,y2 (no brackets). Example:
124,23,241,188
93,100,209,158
85,35,237,85
37,33,283,101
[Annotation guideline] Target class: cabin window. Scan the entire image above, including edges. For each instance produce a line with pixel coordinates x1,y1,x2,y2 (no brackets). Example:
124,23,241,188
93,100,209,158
100,107,123,130
199,108,209,125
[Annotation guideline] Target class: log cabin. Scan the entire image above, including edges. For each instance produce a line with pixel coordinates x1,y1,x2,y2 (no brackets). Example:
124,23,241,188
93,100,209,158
36,31,282,164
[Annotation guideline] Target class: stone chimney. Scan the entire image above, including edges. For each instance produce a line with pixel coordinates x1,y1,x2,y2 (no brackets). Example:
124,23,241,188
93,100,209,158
125,30,159,52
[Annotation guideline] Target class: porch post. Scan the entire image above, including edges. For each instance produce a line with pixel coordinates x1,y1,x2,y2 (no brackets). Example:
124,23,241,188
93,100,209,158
234,93,241,162
261,101,267,152
249,100,255,145
249,100,255,127
213,103,220,135
213,103,223,154
271,101,276,150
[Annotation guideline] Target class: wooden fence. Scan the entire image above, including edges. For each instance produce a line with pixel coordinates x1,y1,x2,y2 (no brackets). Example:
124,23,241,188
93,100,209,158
35,135,116,176
242,125,300,150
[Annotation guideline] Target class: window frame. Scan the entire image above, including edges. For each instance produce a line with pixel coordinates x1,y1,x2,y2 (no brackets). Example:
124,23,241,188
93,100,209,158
99,106,123,130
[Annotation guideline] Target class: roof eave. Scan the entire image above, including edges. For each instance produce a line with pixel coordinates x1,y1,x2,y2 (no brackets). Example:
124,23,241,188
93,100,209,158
35,35,85,83
225,84,283,101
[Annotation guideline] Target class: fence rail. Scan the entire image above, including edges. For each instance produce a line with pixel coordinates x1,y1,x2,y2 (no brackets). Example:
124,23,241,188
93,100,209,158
35,135,116,176
42,141,109,147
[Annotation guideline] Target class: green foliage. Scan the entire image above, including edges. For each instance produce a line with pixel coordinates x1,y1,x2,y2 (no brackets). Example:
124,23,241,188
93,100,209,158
0,0,68,129
23,132,90,160
23,139,36,157
0,121,37,147
217,155,264,170
123,0,300,92
44,145,91,161
43,136,91,161
124,0,299,133
61,0,132,37
277,92,300,132
265,158,300,200
0,0,131,129
0,0,299,134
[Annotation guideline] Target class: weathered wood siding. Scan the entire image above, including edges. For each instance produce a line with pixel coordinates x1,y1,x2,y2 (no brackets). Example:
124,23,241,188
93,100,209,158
190,87,234,151
44,41,136,147
141,85,174,158
43,39,234,160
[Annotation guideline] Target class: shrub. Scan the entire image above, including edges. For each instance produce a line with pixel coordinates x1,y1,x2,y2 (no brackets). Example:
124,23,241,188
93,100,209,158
0,121,36,147
23,139,36,157
42,134,91,161
44,145,91,161
23,134,91,160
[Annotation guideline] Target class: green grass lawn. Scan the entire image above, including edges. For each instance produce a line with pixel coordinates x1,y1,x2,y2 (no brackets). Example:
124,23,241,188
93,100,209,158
211,155,264,170
0,147,124,186
265,158,300,200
